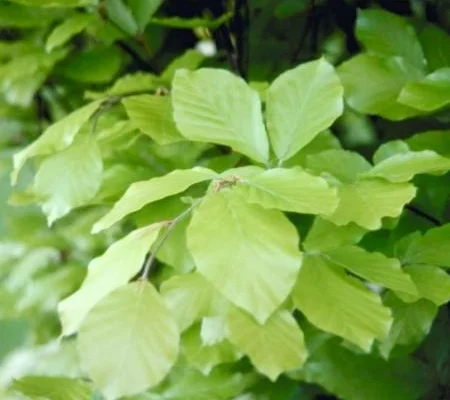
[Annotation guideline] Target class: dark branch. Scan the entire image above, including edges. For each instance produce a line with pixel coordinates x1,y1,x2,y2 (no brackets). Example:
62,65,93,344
406,204,442,226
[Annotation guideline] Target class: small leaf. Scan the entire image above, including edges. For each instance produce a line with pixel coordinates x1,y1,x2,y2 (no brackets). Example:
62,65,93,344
161,49,205,82
407,130,450,156
34,135,103,225
328,179,416,230
78,281,179,399
292,254,392,351
106,0,138,36
128,0,163,32
379,294,437,359
339,54,423,120
172,68,269,163
123,94,183,144
373,140,410,164
364,149,450,182
405,265,450,305
324,246,417,295
12,100,101,184
419,24,450,71
58,223,163,335
233,168,338,216
161,273,228,331
303,218,365,252
187,190,302,323
92,167,216,233
226,307,307,380
356,9,425,70
11,376,93,400
266,58,343,162
398,68,450,112
46,13,94,52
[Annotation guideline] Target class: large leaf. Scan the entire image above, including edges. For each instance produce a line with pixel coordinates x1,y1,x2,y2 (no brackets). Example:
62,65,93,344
338,54,423,120
300,336,433,400
46,13,94,52
187,190,302,323
92,167,216,233
172,68,269,163
292,254,392,351
266,58,343,162
123,94,183,144
11,100,101,184
407,130,450,156
356,9,425,70
324,246,417,295
404,265,450,306
78,282,179,399
328,179,416,230
401,224,450,268
419,24,450,71
161,273,228,331
364,149,450,182
58,223,163,335
379,294,437,359
34,135,103,225
398,68,450,111
233,168,338,216
226,307,307,380
10,376,93,400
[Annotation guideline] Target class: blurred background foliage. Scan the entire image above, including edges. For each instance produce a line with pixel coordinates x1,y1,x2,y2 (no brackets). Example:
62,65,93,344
0,0,450,399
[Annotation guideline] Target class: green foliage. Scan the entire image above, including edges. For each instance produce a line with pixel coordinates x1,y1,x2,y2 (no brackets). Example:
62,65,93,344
2,1,450,399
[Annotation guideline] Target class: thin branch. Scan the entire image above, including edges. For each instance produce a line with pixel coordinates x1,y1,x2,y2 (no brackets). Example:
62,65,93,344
290,0,315,64
140,200,201,280
406,204,442,226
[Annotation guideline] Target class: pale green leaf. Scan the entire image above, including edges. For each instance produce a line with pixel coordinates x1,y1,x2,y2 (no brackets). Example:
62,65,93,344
187,190,302,323
324,246,417,295
106,0,138,36
58,223,163,335
34,135,103,225
303,218,365,252
12,100,101,184
226,307,307,380
292,254,392,351
233,168,338,216
46,14,94,52
123,94,183,144
398,68,450,111
160,273,228,332
266,58,343,162
328,179,416,230
11,376,93,400
182,325,241,375
379,294,437,359
407,130,450,156
339,54,423,120
419,24,450,71
172,68,269,163
93,167,216,233
404,264,450,305
373,140,410,164
356,9,425,69
78,281,179,399
161,50,205,83
364,149,450,182
306,149,372,183
200,316,227,346
402,224,450,268
301,336,433,400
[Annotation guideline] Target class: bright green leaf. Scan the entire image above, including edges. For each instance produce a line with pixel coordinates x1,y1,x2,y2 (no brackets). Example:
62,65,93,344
324,246,417,295
373,140,410,164
226,307,307,380
233,168,338,216
292,254,392,351
161,50,205,83
8,0,97,6
58,223,163,335
128,0,163,32
356,9,425,69
93,167,216,233
407,130,450,156
398,68,450,111
150,13,232,29
34,135,103,225
339,54,423,120
12,100,101,184
419,24,450,71
187,190,302,323
123,94,183,144
46,13,94,52
78,281,179,399
405,264,450,305
266,58,343,162
328,179,416,230
106,0,138,36
172,68,269,163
